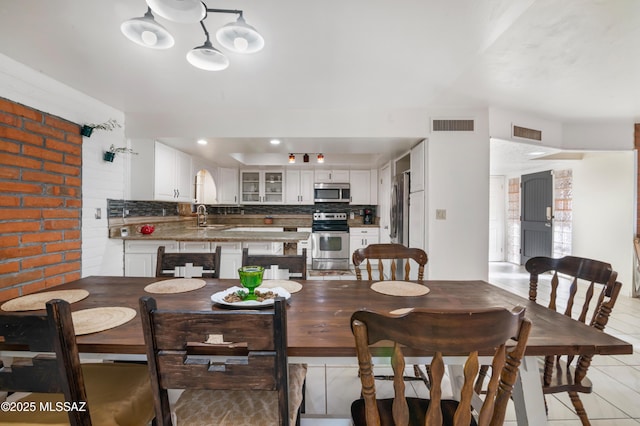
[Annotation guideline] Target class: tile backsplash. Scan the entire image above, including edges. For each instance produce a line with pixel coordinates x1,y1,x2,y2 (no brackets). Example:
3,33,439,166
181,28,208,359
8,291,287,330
108,199,376,219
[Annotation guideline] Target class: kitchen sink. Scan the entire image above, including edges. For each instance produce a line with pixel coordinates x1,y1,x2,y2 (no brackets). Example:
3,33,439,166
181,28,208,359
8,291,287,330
187,224,231,230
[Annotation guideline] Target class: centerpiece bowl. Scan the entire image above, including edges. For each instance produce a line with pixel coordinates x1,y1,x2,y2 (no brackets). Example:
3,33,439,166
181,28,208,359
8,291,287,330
237,266,264,300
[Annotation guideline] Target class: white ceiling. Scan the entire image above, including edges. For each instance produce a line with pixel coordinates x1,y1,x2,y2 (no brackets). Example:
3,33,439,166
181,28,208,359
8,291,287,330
1,0,639,171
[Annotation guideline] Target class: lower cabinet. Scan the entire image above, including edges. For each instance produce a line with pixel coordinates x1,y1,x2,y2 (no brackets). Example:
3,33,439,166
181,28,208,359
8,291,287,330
123,231,286,279
124,241,178,277
296,227,312,265
216,242,242,279
349,228,380,266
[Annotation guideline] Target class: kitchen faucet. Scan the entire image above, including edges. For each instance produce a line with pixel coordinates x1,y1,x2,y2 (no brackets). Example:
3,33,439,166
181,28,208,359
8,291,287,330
196,204,207,227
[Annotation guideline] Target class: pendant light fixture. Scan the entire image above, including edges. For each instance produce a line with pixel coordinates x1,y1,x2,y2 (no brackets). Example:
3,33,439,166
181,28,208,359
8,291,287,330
145,0,206,23
216,15,265,54
121,2,264,71
187,19,229,71
120,8,174,49
287,153,325,164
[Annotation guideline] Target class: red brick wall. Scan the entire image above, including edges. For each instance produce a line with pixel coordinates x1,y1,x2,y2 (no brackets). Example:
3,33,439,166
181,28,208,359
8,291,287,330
0,97,82,302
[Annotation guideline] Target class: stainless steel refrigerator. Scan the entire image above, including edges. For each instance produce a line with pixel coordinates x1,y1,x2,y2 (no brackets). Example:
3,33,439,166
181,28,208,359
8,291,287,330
390,171,410,245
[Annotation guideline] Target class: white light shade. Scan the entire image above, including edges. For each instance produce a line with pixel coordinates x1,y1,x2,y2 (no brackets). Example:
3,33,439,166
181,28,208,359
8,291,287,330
187,41,229,71
121,10,174,49
216,16,264,54
146,0,206,23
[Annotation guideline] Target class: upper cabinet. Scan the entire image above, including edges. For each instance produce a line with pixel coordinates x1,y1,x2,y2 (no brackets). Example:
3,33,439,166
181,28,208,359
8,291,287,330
314,169,349,183
349,169,378,205
285,169,314,204
154,142,193,202
130,141,193,202
410,140,426,193
217,167,239,204
241,170,284,204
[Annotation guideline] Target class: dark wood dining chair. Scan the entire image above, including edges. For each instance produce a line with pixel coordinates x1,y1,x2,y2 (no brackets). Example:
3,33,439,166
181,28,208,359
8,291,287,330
0,299,154,426
526,255,621,425
352,243,428,281
353,243,429,384
139,296,307,426
155,245,222,278
350,306,531,426
242,247,307,279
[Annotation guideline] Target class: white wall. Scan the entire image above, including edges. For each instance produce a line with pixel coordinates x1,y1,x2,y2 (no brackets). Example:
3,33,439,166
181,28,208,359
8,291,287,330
563,122,633,151
426,109,490,280
489,107,563,147
0,53,126,277
572,151,635,296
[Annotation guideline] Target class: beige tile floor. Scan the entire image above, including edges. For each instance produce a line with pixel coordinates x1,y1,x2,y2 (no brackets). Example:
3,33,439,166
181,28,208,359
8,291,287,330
301,262,640,425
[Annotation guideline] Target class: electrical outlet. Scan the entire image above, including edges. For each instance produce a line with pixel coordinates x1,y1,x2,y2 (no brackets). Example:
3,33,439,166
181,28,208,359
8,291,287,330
436,209,447,220
95,208,101,219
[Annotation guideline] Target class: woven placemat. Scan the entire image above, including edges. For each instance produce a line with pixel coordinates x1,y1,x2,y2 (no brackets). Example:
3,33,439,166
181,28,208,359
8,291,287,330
370,281,430,297
71,307,136,336
144,278,206,294
260,280,303,293
389,308,414,315
1,289,90,312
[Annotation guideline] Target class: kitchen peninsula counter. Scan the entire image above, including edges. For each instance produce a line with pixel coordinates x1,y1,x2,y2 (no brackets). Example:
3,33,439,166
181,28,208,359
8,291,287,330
117,228,310,243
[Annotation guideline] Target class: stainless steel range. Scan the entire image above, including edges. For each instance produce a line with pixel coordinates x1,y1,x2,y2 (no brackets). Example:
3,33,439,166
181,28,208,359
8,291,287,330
311,212,350,270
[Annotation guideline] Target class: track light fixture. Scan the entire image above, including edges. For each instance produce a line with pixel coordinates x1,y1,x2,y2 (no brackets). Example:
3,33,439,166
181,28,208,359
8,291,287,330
121,0,264,71
287,153,325,164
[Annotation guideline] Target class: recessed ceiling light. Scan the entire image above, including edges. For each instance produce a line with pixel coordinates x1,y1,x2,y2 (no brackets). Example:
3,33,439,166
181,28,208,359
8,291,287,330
197,139,208,145
270,139,281,145
527,151,546,156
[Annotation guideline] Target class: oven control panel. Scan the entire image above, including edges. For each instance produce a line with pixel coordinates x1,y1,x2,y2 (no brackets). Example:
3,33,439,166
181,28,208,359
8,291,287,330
313,212,347,221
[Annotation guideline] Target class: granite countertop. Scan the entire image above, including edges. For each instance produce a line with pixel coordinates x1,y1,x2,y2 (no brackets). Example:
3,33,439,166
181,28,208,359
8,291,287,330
119,228,310,243
110,214,378,241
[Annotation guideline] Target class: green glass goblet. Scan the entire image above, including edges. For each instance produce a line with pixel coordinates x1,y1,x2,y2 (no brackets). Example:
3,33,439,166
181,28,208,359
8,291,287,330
238,266,265,301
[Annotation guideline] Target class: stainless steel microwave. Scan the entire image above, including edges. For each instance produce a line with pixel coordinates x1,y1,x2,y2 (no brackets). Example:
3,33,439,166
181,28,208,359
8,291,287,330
314,183,350,203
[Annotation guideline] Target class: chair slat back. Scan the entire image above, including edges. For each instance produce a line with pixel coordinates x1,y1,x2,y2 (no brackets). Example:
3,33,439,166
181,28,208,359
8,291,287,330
139,296,291,426
156,245,222,278
242,248,307,279
0,300,92,425
352,243,428,281
351,307,531,426
525,255,622,390
526,255,620,329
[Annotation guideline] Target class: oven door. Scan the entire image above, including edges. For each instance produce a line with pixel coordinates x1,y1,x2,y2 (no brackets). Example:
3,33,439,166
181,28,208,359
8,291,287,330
311,231,350,270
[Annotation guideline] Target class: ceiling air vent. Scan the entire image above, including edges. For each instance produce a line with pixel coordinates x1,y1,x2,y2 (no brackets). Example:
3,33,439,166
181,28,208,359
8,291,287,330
431,119,475,132
512,125,542,141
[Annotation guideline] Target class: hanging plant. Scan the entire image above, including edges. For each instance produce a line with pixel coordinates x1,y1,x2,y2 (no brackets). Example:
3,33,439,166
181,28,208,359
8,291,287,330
103,144,138,162
81,119,121,137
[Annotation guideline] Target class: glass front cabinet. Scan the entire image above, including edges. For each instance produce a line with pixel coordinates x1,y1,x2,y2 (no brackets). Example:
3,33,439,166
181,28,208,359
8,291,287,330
240,170,284,204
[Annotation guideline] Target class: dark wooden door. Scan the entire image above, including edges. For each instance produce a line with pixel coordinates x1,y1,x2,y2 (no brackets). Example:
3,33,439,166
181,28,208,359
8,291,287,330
520,170,553,264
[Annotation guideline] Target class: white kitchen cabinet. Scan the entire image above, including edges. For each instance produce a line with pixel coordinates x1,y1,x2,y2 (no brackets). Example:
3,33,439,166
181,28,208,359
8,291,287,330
349,227,380,265
410,140,426,192
129,141,193,202
124,240,178,277
215,242,243,279
240,170,284,204
179,241,213,252
217,167,238,204
314,170,349,183
285,170,314,204
240,228,284,254
296,227,312,265
408,191,425,280
154,141,193,202
348,169,378,205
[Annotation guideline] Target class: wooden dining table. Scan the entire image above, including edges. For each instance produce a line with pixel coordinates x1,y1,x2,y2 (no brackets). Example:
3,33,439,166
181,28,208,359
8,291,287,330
0,276,633,426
